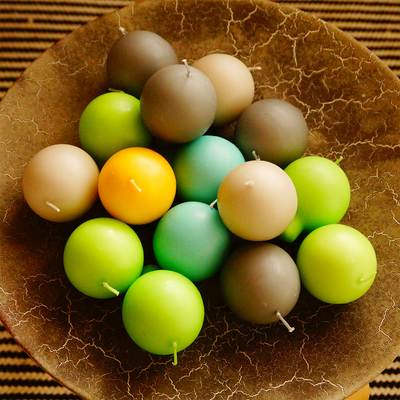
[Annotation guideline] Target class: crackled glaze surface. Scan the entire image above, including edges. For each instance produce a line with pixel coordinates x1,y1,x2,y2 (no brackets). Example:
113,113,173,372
1,0,400,399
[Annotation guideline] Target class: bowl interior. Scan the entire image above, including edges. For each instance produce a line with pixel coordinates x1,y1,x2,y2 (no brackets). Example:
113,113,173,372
1,0,400,399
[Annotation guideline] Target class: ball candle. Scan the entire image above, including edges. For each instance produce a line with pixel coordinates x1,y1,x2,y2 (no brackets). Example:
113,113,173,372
192,53,255,126
220,242,300,328
78,91,152,166
140,60,217,143
122,270,204,364
153,201,232,282
172,135,245,203
217,159,297,241
279,156,351,243
234,98,309,168
296,224,377,304
22,144,99,222
98,147,176,225
63,218,144,299
107,30,179,98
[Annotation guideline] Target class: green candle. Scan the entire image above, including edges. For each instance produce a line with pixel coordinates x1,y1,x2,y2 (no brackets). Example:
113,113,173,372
296,224,377,304
63,218,144,299
122,270,204,364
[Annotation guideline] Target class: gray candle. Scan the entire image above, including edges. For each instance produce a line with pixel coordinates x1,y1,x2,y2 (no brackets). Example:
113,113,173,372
140,61,217,143
220,242,300,329
107,30,179,98
234,99,309,168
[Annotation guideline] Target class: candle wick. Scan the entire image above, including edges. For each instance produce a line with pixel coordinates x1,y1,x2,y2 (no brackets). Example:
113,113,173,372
182,59,192,77
245,180,255,186
172,341,178,366
130,179,142,192
103,282,120,296
252,150,261,161
335,156,343,164
248,66,262,71
45,201,60,213
210,199,217,208
276,311,295,333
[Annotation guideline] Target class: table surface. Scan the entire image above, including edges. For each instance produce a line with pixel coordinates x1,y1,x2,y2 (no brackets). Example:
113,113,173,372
1,1,400,399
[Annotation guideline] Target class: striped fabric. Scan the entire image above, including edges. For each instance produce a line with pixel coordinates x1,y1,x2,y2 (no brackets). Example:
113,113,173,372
1,0,400,399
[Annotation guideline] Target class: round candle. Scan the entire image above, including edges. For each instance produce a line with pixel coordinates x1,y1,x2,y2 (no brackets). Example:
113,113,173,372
63,217,144,299
122,270,204,362
22,144,99,222
172,135,245,203
220,242,300,327
98,147,176,225
140,62,217,143
234,98,309,167
153,201,231,282
296,224,377,304
79,91,152,166
107,30,179,98
217,160,297,241
192,53,255,126
280,156,351,243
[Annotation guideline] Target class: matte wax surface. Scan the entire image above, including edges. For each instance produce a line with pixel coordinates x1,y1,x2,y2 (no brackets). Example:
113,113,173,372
107,30,179,98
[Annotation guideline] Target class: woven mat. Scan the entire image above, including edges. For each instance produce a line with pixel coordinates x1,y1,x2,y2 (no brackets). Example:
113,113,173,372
1,0,400,399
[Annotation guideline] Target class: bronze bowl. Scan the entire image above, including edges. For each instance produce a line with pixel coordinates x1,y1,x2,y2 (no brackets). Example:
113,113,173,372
1,0,400,399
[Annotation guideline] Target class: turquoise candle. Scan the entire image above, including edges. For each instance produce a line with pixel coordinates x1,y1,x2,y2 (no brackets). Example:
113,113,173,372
153,201,231,282
173,135,245,204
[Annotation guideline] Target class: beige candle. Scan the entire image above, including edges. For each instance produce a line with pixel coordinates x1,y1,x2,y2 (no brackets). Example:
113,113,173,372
217,160,297,241
22,144,99,222
192,53,255,126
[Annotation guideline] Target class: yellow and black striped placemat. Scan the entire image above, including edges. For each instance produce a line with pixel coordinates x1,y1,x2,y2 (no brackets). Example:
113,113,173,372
1,0,400,398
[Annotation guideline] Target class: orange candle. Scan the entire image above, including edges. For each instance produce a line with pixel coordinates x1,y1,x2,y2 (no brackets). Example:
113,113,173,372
98,147,176,225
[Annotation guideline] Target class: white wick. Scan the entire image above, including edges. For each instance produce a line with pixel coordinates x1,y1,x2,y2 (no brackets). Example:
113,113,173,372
210,199,218,208
130,179,142,192
182,59,192,77
276,311,295,333
245,180,255,186
252,150,261,161
46,201,60,213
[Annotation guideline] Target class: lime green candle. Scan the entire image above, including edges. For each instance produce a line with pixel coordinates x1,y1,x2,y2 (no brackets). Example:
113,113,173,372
63,218,144,299
122,270,204,364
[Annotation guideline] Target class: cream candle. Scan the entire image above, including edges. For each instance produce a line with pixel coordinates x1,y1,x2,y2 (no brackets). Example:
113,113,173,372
217,159,297,241
22,144,99,222
192,53,255,126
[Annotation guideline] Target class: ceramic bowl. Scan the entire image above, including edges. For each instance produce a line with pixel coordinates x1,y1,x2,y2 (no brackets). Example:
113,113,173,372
1,0,400,399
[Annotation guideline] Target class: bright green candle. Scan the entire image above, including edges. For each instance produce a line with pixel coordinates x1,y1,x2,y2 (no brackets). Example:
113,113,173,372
172,135,245,204
296,224,377,304
79,91,152,166
280,156,351,243
63,217,144,299
153,201,231,281
122,270,204,364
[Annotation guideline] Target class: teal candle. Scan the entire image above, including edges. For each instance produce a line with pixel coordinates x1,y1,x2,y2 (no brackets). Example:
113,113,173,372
296,224,377,304
153,201,231,282
79,91,152,166
172,135,245,204
63,218,144,299
122,270,204,364
279,156,351,243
